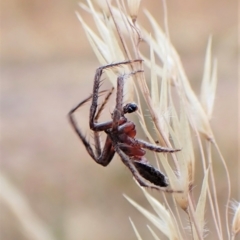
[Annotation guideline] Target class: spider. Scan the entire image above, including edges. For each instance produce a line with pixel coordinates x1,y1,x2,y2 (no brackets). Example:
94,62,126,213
68,59,181,192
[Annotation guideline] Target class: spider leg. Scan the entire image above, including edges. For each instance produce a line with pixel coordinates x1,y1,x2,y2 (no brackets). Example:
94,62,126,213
68,98,96,160
68,90,116,166
112,70,143,131
135,139,181,153
95,87,114,121
93,87,114,157
89,59,143,131
68,88,112,142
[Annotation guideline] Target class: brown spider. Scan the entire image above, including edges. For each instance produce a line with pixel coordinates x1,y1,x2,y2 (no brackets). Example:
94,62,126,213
68,60,181,192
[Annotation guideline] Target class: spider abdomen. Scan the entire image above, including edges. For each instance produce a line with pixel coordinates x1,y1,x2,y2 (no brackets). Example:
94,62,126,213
133,162,168,187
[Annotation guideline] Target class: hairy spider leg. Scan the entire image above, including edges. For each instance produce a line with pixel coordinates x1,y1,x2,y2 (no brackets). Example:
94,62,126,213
89,59,143,132
93,87,114,157
68,89,116,166
111,70,143,131
95,87,114,121
135,139,181,153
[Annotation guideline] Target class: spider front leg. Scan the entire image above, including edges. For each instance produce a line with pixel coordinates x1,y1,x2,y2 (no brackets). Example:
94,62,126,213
111,70,143,131
89,59,143,131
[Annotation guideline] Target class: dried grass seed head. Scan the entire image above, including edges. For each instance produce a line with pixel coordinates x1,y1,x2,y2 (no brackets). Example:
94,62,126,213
231,201,240,236
128,0,141,23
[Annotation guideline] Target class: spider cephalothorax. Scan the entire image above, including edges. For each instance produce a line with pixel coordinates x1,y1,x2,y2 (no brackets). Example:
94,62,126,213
68,59,181,192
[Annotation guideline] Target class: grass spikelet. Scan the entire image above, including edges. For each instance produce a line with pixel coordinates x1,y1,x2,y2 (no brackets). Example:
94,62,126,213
129,217,143,240
93,0,112,13
231,202,240,240
127,0,141,23
200,37,218,118
124,193,182,240
192,168,209,239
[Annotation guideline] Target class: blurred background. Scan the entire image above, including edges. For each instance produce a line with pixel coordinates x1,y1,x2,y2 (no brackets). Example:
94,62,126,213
0,0,238,240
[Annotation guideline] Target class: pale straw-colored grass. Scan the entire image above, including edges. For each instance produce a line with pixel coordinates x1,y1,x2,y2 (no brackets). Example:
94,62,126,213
1,1,238,240
0,172,56,240
231,201,240,240
76,1,239,239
